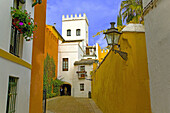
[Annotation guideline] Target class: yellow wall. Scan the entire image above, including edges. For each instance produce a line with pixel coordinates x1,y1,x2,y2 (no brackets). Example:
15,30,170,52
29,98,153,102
97,44,109,62
92,32,151,113
45,25,61,79
29,1,47,113
100,49,109,61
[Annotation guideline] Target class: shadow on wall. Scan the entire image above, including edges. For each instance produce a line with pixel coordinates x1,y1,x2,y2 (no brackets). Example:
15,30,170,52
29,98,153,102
91,25,151,113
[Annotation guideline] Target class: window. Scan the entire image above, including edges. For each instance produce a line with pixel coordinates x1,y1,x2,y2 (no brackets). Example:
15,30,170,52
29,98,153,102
80,83,84,91
63,58,68,71
80,66,85,71
10,26,23,57
79,66,85,78
76,29,81,36
6,77,18,113
86,48,89,55
67,29,71,36
10,0,23,57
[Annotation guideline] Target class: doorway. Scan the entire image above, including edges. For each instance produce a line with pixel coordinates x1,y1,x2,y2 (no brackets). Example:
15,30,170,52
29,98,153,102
60,84,71,96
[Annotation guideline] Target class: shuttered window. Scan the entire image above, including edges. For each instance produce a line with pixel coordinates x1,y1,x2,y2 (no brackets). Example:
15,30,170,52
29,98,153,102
63,58,68,71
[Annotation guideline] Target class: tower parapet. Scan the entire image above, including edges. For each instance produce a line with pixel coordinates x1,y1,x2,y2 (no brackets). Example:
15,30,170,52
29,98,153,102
62,13,89,24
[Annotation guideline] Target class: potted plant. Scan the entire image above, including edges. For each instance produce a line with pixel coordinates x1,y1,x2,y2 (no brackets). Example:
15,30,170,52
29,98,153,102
11,6,37,41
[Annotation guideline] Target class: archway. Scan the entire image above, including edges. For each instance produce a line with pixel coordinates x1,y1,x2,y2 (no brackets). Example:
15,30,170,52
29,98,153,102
60,82,71,96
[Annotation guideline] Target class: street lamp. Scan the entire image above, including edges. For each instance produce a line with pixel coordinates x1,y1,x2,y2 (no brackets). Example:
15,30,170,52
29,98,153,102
104,22,128,61
104,22,121,46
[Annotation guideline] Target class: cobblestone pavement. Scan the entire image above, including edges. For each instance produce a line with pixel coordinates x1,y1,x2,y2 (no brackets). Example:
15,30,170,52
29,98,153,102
46,96,103,113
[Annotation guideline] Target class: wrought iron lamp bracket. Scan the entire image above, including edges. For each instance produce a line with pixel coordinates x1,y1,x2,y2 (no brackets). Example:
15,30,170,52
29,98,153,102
112,48,128,61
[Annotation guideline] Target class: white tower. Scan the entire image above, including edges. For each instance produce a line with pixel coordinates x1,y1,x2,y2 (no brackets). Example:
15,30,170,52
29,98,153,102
62,13,89,50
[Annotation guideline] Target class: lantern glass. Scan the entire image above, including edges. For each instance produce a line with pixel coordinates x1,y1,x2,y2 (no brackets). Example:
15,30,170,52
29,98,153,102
105,33,113,45
113,33,120,45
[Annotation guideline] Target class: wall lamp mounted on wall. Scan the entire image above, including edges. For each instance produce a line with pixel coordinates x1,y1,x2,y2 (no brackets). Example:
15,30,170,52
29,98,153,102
104,22,128,61
32,0,42,7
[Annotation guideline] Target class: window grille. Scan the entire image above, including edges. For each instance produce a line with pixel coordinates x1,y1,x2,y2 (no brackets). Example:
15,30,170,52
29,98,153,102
6,77,18,113
63,58,68,71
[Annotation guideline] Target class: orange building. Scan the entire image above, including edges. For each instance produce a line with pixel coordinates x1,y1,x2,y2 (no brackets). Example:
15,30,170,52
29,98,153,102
29,1,47,113
29,1,64,112
45,25,65,79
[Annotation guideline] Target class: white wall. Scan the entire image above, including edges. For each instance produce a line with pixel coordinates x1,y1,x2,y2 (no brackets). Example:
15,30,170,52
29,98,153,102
0,0,33,63
62,14,89,50
58,42,84,96
0,0,13,51
143,0,170,112
73,65,92,97
0,0,34,112
83,56,96,59
0,58,31,113
78,44,84,60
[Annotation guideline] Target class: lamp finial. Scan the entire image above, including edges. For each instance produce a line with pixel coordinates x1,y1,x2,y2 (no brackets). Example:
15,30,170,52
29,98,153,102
110,22,115,28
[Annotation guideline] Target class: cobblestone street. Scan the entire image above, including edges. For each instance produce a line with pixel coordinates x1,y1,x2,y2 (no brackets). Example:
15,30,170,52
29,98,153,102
46,96,103,113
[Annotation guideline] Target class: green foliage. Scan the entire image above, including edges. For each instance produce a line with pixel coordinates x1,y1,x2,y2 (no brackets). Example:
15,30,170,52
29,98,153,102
43,53,56,98
46,94,50,99
117,13,123,27
53,78,64,96
43,53,63,98
119,0,143,24
46,93,57,99
11,6,37,41
50,93,57,98
92,30,107,38
44,54,56,79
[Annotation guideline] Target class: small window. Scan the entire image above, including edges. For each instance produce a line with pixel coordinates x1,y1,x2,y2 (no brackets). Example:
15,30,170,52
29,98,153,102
80,66,85,71
67,29,71,36
6,76,18,113
63,58,68,71
76,29,80,36
80,83,84,91
10,26,23,57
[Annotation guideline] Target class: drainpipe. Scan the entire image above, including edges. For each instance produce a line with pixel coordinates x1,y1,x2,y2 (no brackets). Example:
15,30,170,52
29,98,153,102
32,0,42,7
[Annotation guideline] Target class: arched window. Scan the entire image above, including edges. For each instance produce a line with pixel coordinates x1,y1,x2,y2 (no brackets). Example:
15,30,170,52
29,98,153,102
76,29,81,36
67,29,71,36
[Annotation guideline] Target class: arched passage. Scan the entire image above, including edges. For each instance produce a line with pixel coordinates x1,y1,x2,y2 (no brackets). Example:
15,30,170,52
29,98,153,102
60,82,71,96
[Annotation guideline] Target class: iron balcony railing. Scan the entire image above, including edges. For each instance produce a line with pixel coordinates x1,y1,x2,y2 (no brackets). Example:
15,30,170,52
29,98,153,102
76,71,87,79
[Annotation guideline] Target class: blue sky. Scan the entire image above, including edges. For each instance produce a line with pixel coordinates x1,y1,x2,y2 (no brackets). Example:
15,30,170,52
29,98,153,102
46,0,121,49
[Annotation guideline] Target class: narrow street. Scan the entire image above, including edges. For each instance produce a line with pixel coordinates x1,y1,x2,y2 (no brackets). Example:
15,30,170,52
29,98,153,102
46,96,103,113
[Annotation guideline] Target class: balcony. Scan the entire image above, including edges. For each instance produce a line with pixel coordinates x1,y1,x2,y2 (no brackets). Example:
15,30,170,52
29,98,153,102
76,71,87,79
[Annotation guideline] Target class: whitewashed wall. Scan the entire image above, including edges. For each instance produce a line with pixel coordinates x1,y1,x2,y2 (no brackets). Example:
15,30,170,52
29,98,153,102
73,65,92,97
0,0,33,63
58,42,84,96
143,0,170,113
62,14,89,51
0,58,31,113
0,0,34,112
